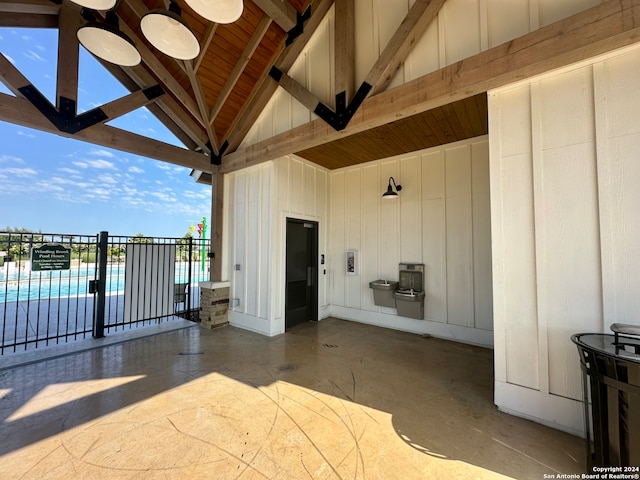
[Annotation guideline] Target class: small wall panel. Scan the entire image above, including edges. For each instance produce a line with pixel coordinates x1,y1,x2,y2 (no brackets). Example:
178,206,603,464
259,166,271,318
539,67,594,150
330,171,347,307
499,151,540,390
246,169,261,317
289,158,305,215
399,156,422,261
538,0,600,27
345,169,362,309
536,144,602,401
471,141,493,331
445,145,474,327
422,150,446,323
362,164,380,311
486,0,530,48
304,163,316,216
233,171,247,313
442,0,481,66
306,12,334,106
380,161,401,279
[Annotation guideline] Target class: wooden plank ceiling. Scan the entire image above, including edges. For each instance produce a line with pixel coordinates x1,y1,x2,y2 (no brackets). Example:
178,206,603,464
0,0,488,174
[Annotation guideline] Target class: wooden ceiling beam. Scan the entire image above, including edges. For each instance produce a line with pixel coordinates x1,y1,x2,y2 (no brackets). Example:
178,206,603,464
222,0,640,173
252,0,298,31
334,0,354,100
0,51,32,96
194,23,218,72
0,13,57,28
270,69,323,111
224,0,335,153
99,88,165,121
0,92,215,172
364,0,445,96
55,4,81,109
208,14,272,127
184,61,220,152
0,0,59,15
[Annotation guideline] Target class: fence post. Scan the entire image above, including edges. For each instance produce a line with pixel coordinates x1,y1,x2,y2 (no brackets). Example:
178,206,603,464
93,231,108,338
187,236,193,313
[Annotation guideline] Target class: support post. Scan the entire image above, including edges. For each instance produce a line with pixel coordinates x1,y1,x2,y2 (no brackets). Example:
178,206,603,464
210,172,224,281
93,230,108,338
187,236,193,311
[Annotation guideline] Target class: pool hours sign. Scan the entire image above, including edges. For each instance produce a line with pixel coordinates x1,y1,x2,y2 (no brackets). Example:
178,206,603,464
31,244,72,271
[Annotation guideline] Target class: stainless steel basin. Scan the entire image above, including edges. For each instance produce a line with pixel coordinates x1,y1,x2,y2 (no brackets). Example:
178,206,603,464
394,289,425,301
369,279,398,291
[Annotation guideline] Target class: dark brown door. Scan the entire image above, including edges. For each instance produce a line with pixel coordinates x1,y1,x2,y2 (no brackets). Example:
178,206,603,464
285,218,318,329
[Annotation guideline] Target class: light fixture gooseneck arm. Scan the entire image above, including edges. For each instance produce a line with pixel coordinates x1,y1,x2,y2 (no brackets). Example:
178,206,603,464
388,176,402,192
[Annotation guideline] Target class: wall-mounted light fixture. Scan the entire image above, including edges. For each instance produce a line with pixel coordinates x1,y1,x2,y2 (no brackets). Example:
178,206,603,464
382,176,402,199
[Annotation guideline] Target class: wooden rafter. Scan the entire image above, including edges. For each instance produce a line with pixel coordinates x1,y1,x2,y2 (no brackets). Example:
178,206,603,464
0,92,214,171
119,0,204,129
225,0,335,153
194,23,218,72
56,4,81,109
184,61,219,152
269,0,444,131
222,0,640,172
334,0,354,100
252,0,298,31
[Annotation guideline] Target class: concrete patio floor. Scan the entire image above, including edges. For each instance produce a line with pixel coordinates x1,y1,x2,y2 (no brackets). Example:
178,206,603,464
0,317,585,479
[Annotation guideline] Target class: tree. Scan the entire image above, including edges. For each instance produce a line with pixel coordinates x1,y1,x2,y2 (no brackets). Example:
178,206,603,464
128,233,153,244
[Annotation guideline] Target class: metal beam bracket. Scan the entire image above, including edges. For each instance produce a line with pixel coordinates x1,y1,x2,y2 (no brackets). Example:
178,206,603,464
313,82,372,131
286,6,311,46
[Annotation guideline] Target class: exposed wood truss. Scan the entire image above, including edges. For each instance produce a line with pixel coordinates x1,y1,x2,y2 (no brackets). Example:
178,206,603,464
0,0,325,168
223,0,640,172
1,0,639,176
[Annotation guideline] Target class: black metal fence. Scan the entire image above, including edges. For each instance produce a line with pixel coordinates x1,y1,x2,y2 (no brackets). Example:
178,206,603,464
0,231,210,355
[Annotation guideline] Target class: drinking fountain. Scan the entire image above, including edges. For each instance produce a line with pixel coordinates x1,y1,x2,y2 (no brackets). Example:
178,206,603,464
393,263,425,319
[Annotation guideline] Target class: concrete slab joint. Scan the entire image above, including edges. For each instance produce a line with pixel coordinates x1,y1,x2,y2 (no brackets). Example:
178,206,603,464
198,281,230,329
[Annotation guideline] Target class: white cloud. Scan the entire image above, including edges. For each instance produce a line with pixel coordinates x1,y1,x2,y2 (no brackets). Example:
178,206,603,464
16,131,36,138
156,164,172,171
96,173,118,185
73,159,116,170
150,191,176,203
0,155,24,164
88,149,115,158
128,166,144,174
58,167,80,175
1,167,37,177
25,50,45,62
183,190,208,200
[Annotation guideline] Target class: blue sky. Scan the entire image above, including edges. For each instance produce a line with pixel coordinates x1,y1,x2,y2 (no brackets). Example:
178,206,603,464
0,26,211,238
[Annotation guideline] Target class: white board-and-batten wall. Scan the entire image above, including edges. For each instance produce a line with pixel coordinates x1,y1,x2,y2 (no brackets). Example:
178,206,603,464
224,0,619,436
224,139,493,343
329,138,493,345
489,44,640,436
223,158,329,336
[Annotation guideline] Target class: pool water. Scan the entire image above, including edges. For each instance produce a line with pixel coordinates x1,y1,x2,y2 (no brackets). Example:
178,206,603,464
0,264,197,303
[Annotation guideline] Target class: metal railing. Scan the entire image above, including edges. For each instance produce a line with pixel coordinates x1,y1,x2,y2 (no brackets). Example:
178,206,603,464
0,231,210,355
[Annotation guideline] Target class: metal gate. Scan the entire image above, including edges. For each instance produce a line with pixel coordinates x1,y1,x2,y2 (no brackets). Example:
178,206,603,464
1,231,209,355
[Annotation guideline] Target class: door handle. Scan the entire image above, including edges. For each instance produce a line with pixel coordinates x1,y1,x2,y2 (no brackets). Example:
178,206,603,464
307,267,313,286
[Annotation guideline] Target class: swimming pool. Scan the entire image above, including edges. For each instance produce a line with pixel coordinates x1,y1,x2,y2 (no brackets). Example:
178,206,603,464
0,263,202,302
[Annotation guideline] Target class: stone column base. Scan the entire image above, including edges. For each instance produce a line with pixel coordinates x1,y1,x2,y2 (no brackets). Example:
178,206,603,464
199,281,230,329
